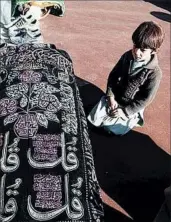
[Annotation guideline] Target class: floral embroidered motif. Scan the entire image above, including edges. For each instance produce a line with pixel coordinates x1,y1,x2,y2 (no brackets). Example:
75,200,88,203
1,71,62,138
19,71,42,83
0,99,17,117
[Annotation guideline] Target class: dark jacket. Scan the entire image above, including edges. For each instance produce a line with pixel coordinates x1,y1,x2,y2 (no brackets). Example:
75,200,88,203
106,50,162,116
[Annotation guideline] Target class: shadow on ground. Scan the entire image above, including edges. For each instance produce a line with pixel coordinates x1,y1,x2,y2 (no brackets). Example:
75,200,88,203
76,76,170,222
143,1,171,22
144,0,171,12
150,11,171,22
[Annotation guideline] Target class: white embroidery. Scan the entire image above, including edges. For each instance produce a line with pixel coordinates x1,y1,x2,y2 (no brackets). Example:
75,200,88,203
0,175,21,222
71,177,83,189
27,174,84,221
0,132,20,173
33,174,62,209
27,133,79,171
60,83,77,135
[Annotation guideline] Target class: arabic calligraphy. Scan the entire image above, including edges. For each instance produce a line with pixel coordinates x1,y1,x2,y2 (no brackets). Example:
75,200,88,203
0,174,22,222
27,174,84,221
0,132,22,222
0,132,20,173
27,133,79,171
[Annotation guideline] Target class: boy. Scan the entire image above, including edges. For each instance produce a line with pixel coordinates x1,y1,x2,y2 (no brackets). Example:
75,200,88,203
88,21,165,135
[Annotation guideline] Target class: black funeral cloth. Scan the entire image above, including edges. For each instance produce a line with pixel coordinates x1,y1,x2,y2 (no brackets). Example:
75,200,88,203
0,43,104,222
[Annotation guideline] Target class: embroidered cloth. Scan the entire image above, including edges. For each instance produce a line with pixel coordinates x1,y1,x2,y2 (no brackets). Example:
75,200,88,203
0,43,104,222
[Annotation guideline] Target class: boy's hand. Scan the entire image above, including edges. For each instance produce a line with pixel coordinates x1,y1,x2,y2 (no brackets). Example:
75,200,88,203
110,108,126,118
107,96,118,111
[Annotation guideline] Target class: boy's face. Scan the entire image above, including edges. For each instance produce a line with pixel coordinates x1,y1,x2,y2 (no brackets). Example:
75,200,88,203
132,45,155,62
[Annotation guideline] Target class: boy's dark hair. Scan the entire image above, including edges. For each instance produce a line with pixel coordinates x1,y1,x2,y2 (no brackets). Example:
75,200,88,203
132,21,164,51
